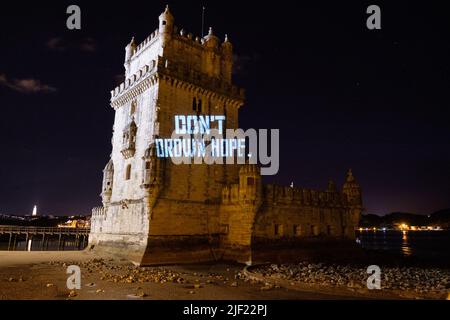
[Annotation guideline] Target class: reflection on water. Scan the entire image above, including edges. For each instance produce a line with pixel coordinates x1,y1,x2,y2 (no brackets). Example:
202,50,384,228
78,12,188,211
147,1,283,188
401,231,412,256
356,230,450,260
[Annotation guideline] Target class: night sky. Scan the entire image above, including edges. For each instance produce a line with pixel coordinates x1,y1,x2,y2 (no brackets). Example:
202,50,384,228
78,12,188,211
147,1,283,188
1,0,449,216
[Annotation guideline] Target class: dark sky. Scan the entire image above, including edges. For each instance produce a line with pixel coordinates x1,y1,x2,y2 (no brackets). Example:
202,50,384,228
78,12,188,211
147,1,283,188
0,0,449,216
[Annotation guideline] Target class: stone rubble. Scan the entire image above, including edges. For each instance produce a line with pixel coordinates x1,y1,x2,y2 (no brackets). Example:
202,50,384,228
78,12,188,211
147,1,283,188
51,258,188,285
247,262,450,295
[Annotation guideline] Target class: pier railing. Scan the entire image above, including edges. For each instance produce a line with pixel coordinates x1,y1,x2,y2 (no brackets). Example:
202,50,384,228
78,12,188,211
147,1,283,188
0,225,90,236
0,225,90,251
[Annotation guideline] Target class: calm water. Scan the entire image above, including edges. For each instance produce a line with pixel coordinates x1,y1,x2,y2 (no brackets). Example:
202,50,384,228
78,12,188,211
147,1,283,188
1,231,448,260
356,230,450,262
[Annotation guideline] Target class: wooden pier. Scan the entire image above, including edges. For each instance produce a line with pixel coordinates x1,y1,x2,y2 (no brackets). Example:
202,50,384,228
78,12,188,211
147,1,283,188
0,225,90,251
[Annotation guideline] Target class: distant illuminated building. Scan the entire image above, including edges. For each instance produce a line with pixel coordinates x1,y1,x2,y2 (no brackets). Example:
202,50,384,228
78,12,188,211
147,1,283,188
28,205,37,251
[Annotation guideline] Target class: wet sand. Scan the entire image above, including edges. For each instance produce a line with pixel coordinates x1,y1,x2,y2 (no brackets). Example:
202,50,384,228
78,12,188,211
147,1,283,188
0,251,436,300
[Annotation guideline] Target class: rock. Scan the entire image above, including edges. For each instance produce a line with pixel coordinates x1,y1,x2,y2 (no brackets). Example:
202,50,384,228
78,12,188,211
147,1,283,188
194,283,202,289
260,285,272,291
8,277,15,282
230,282,238,287
136,290,148,298
46,283,54,287
96,289,104,293
68,290,77,298
189,290,195,294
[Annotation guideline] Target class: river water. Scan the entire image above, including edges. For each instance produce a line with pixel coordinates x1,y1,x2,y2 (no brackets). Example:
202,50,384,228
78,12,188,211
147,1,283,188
356,230,450,263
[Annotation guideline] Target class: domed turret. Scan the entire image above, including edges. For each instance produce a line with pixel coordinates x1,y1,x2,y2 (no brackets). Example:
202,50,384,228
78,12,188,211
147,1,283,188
203,27,219,49
327,180,336,192
239,163,262,204
141,144,156,187
342,169,362,206
101,159,114,205
159,5,174,45
221,34,233,55
124,37,136,63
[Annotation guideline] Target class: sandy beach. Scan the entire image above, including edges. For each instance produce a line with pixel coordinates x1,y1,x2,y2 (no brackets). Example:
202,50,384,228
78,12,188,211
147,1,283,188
0,251,447,300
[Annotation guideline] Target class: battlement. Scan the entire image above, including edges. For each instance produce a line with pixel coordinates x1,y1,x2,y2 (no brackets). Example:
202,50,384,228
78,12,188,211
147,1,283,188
92,206,106,217
110,55,244,108
127,25,232,66
112,6,238,109
133,29,160,58
222,183,349,207
263,184,348,207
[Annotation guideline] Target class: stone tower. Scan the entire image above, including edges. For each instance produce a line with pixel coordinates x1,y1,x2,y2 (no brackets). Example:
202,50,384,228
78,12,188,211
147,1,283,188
90,6,362,266
89,6,245,264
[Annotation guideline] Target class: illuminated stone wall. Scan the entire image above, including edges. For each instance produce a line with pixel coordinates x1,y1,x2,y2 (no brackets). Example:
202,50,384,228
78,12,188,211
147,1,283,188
90,6,362,265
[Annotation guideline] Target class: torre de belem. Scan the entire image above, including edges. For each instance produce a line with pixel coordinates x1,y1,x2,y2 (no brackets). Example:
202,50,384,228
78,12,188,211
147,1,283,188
89,6,363,265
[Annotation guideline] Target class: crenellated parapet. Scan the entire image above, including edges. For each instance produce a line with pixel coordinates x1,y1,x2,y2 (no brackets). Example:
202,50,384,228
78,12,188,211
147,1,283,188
157,58,244,100
262,185,347,208
111,55,244,109
110,60,159,108
112,5,241,110
92,206,106,217
132,30,160,60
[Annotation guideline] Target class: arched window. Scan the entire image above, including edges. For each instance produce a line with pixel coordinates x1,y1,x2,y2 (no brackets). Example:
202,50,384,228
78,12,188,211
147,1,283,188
125,164,131,180
198,99,202,113
192,97,197,111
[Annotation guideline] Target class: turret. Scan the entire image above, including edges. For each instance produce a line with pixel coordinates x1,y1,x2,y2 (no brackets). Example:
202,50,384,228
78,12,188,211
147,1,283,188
203,27,219,49
158,5,174,46
327,180,336,192
141,142,165,213
101,159,114,206
124,37,136,64
342,169,362,206
220,34,233,83
141,144,159,188
121,119,137,159
124,37,136,75
239,164,262,205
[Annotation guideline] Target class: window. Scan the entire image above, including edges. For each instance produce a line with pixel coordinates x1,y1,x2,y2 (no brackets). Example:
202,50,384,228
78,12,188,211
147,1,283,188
293,225,301,236
247,177,254,186
162,20,166,25
311,225,319,236
193,97,202,113
145,161,151,170
274,224,283,237
125,164,131,180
